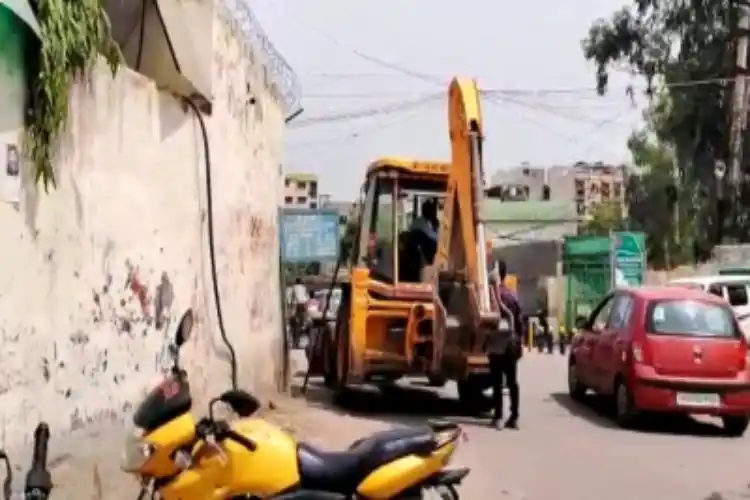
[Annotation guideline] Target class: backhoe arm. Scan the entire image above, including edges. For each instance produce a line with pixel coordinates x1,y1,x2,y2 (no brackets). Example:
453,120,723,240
435,78,492,314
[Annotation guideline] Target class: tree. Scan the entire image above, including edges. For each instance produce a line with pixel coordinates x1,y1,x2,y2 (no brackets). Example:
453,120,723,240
580,200,626,236
582,0,743,246
625,130,695,268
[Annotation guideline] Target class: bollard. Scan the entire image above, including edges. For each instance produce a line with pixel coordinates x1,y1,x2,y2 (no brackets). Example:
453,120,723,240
558,327,567,355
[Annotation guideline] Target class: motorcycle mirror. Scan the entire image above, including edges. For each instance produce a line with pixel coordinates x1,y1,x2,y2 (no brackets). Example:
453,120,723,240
175,309,194,347
0,451,11,500
219,389,260,417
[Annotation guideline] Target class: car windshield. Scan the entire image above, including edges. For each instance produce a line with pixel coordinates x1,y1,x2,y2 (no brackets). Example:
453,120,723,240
645,299,739,338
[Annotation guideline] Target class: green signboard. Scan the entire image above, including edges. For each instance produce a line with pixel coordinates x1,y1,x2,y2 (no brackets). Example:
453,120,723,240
611,231,646,287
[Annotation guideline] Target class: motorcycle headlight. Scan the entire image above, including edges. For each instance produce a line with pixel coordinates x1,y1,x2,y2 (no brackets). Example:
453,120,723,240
121,427,155,472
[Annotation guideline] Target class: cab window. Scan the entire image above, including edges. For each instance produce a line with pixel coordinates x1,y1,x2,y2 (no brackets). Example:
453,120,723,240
368,178,397,283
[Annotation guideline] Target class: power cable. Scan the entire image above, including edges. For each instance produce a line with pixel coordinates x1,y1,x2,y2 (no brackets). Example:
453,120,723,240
183,97,238,390
287,108,431,149
303,91,440,99
281,10,740,102
289,93,442,128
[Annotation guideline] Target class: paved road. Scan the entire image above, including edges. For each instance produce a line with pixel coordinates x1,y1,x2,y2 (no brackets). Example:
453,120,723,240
294,351,750,500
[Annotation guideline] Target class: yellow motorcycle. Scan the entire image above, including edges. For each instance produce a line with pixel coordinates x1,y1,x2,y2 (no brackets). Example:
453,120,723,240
121,309,469,499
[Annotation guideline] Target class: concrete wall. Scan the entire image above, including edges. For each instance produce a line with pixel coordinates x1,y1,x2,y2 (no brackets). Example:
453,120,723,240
0,10,284,457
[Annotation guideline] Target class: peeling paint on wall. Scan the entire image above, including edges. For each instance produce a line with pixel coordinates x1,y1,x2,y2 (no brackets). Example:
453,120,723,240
0,10,284,460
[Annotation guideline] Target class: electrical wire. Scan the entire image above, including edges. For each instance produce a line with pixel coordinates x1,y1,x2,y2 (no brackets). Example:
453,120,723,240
303,91,439,99
285,12,738,97
287,108,431,150
289,92,442,128
135,0,147,71
183,96,239,390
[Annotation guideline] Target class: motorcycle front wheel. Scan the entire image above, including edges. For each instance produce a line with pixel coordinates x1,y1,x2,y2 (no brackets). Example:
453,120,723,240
410,485,458,500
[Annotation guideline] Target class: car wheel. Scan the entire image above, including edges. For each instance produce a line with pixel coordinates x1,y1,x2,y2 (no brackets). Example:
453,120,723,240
614,378,638,428
567,360,587,402
722,416,750,437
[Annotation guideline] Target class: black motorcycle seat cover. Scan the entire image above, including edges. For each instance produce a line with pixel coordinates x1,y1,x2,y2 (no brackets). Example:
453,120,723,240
297,426,436,494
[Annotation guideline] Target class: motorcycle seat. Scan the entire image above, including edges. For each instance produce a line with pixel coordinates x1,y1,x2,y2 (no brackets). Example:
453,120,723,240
297,426,436,494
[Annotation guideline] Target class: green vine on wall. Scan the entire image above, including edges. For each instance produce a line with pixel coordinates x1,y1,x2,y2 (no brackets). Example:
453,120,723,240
25,0,121,190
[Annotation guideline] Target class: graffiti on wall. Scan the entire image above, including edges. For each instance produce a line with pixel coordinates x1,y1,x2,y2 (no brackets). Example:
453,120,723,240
90,259,177,371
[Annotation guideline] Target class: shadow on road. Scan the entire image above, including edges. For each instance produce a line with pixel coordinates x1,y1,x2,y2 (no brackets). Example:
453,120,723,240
549,392,727,437
292,378,491,429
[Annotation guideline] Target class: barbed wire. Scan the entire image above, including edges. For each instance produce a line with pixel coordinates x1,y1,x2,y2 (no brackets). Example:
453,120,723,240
218,0,301,114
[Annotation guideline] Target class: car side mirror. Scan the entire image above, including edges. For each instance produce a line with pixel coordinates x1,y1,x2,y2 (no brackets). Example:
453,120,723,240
174,309,194,347
219,389,260,417
574,316,588,330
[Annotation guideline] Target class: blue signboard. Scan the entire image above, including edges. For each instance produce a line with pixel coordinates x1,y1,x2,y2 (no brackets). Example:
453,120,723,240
280,209,340,263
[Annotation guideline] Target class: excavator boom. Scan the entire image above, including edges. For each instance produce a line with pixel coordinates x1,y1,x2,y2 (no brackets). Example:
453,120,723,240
435,78,492,314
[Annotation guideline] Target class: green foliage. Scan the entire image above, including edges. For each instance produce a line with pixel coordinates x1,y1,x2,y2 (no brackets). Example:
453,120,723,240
582,0,742,258
579,200,626,236
25,0,120,190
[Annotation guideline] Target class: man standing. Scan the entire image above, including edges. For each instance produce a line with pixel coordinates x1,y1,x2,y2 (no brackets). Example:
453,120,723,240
487,259,523,429
290,277,309,348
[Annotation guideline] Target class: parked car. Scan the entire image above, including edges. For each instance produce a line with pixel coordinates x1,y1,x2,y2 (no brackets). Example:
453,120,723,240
568,286,750,436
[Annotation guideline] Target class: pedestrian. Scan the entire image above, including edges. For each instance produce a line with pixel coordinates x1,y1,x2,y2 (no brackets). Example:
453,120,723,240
290,277,309,348
487,259,523,430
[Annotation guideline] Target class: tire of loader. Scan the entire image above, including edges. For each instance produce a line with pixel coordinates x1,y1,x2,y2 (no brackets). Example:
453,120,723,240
457,376,489,415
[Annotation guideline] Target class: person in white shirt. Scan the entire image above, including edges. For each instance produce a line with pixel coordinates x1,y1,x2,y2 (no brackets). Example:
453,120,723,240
289,278,309,348
291,278,308,306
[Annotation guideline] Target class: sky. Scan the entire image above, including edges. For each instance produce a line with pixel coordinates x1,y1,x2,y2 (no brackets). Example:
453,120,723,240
250,0,646,200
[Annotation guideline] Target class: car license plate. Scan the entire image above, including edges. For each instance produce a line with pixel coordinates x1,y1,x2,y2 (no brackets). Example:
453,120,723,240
676,392,720,408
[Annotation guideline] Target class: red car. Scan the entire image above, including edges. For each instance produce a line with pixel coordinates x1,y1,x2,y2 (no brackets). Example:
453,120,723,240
568,286,750,436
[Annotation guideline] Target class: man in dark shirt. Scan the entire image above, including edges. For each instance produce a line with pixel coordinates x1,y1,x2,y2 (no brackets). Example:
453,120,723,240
487,259,523,429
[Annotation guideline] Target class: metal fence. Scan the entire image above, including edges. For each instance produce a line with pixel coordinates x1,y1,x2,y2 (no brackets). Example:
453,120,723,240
218,0,301,114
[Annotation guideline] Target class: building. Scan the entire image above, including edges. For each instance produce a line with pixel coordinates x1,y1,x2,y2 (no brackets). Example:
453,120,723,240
283,172,319,209
488,161,629,218
0,0,292,470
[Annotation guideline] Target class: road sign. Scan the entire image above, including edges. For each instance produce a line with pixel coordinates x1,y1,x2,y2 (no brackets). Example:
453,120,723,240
280,209,340,264
610,231,646,287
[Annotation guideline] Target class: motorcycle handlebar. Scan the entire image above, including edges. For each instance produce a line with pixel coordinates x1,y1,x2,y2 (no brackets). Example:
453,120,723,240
31,424,49,472
25,423,52,500
197,420,257,452
224,429,257,452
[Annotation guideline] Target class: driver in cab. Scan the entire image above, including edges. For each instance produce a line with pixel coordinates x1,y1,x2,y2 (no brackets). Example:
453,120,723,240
408,198,439,264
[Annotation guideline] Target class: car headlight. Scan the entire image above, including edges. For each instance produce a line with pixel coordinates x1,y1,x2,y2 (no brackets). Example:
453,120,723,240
121,427,155,472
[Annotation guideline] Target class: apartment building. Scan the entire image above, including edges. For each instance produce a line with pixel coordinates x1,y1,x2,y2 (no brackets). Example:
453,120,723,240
283,172,319,209
488,161,628,218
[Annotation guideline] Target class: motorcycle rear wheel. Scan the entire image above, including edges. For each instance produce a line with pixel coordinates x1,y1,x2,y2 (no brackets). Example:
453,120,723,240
417,485,459,500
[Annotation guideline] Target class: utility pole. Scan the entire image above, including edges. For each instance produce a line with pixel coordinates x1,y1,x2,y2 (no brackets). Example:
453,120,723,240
729,0,750,193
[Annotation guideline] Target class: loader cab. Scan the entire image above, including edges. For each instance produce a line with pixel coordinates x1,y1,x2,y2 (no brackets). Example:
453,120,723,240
354,162,448,286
